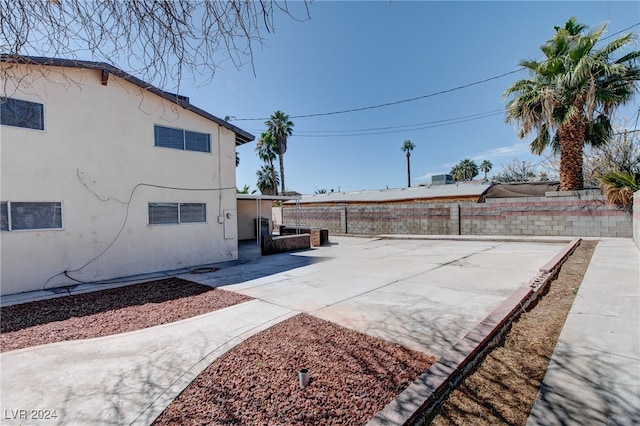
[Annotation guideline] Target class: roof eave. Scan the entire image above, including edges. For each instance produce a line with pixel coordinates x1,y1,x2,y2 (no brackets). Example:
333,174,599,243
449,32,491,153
1,55,255,145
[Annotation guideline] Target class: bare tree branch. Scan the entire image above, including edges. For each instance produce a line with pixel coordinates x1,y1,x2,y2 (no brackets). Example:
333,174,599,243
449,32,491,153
0,0,310,91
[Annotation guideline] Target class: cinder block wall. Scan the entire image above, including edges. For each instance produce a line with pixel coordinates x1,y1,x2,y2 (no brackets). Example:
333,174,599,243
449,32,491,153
634,190,640,249
282,190,632,238
462,190,630,237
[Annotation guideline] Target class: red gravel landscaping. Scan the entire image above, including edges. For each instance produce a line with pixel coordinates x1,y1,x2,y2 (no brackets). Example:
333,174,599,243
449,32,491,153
153,313,437,426
0,278,251,352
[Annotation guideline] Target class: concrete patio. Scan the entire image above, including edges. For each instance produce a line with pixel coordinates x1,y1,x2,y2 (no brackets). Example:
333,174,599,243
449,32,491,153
2,236,636,425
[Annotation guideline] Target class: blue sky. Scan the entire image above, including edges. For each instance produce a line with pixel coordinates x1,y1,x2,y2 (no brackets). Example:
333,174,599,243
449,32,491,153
182,1,640,194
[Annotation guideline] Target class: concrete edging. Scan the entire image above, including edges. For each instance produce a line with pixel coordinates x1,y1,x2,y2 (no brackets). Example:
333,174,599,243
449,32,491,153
366,238,582,426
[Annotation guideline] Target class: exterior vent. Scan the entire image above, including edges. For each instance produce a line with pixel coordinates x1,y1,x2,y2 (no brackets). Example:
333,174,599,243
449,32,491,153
432,174,454,185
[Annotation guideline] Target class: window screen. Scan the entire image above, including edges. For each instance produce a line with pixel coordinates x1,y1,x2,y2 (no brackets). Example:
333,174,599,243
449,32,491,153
185,131,210,152
8,202,62,230
154,125,210,153
148,203,206,224
1,97,45,130
180,203,206,223
148,203,179,224
154,126,184,150
1,202,8,231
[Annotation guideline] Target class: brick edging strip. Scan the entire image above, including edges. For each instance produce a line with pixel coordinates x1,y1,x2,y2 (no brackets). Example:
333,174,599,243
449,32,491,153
366,238,582,426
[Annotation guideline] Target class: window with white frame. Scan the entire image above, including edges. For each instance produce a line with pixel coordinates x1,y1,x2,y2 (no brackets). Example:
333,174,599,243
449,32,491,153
154,125,211,153
148,203,206,225
1,202,63,231
1,97,45,130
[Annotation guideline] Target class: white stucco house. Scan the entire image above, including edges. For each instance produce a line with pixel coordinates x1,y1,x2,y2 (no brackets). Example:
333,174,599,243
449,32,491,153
0,55,254,296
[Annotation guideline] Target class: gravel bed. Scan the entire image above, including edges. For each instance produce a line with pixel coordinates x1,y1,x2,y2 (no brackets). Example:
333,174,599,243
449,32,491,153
0,278,251,352
153,313,437,426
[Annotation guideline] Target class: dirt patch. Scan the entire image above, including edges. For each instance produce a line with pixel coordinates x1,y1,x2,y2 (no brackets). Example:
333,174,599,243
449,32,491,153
153,313,437,426
431,239,598,425
0,278,251,352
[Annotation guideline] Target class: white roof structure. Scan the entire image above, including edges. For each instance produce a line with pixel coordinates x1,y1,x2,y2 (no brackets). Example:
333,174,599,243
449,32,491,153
288,184,489,204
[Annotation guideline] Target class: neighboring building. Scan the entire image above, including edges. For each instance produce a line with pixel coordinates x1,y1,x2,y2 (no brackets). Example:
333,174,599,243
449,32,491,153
281,183,631,238
1,56,254,295
282,185,488,235
236,194,301,241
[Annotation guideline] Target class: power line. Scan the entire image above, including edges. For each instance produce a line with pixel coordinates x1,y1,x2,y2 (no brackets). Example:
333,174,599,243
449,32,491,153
231,22,639,123
288,110,506,134
233,70,524,121
248,110,505,138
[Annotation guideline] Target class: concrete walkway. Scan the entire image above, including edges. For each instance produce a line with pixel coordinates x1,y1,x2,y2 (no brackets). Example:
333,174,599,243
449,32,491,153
527,238,640,426
1,301,296,425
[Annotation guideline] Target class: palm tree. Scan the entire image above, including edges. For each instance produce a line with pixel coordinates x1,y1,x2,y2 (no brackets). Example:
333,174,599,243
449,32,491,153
256,164,279,195
235,151,240,167
265,110,294,195
480,160,493,180
451,159,479,181
598,169,639,207
504,18,640,191
255,131,278,194
450,164,463,181
236,184,256,194
401,139,416,187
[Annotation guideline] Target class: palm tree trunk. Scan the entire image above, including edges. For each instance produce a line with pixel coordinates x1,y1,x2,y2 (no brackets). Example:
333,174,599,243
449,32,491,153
269,159,277,195
558,119,586,191
406,153,411,187
279,153,285,195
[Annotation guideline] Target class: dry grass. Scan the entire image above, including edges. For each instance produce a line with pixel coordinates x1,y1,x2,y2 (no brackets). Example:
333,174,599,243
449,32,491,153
431,240,598,425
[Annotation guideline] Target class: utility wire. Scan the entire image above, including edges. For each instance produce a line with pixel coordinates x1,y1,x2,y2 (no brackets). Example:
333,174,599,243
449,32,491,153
281,111,505,138
233,69,523,121
232,22,639,123
248,109,505,135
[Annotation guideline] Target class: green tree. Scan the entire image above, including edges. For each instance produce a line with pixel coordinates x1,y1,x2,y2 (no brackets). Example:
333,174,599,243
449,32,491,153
236,184,256,194
236,151,240,167
314,188,328,194
480,160,493,180
504,18,640,191
255,131,278,194
265,111,294,196
401,139,416,187
450,159,479,181
256,164,279,195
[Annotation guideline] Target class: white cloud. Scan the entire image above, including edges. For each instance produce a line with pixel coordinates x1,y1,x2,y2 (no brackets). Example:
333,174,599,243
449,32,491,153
470,142,529,162
416,142,531,182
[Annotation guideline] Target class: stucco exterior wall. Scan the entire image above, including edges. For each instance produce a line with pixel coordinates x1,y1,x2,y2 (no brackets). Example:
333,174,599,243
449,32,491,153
282,190,631,238
237,200,272,240
634,190,640,250
1,64,239,295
